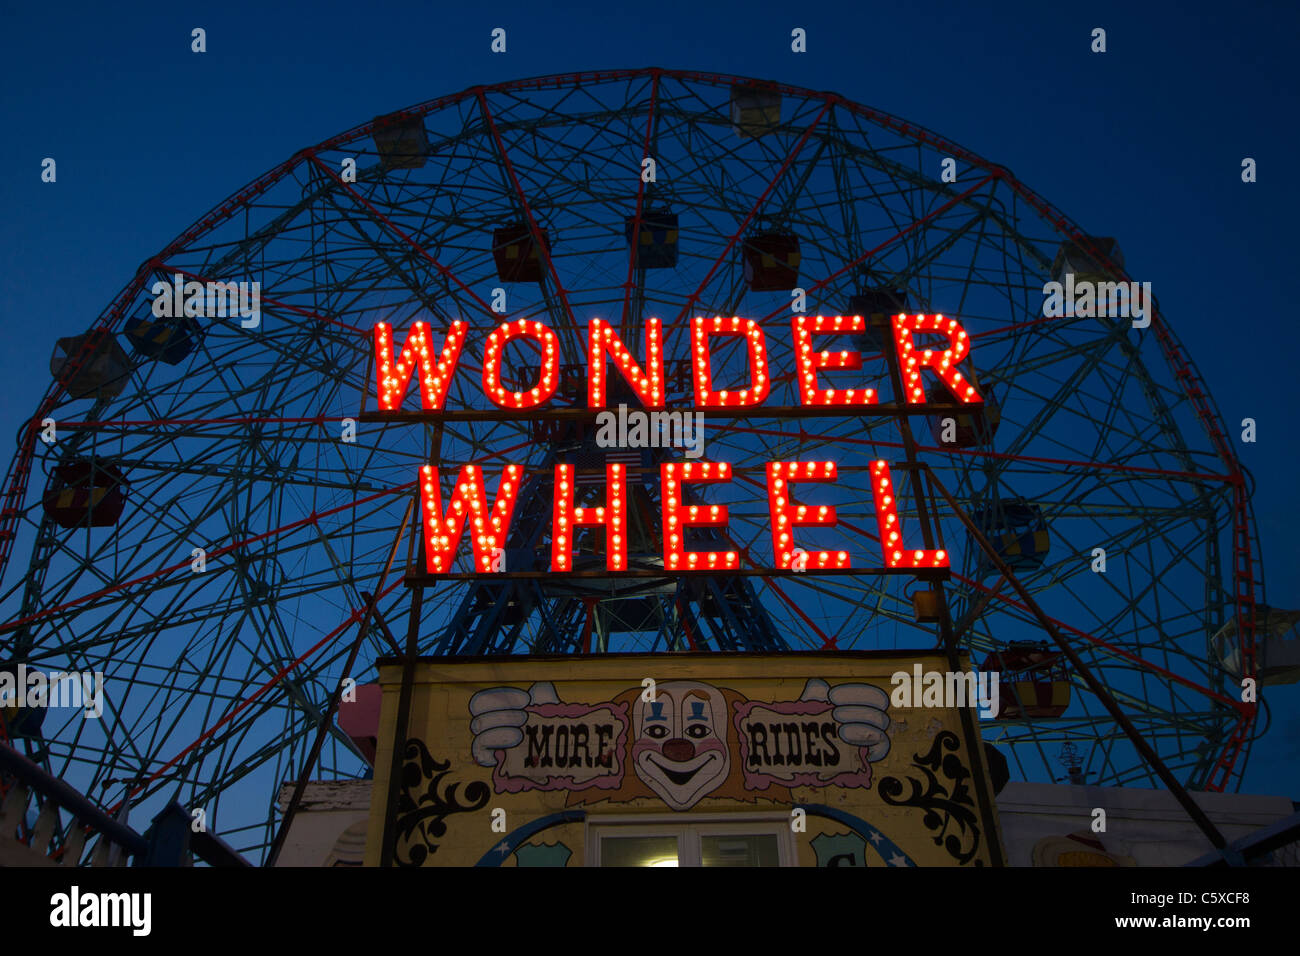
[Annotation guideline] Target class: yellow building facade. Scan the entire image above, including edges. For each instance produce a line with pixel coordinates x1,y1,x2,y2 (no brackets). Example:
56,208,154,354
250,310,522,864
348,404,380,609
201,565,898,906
363,651,1005,866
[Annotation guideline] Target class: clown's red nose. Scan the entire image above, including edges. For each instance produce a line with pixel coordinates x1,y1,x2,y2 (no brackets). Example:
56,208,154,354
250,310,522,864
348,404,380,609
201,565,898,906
662,738,695,762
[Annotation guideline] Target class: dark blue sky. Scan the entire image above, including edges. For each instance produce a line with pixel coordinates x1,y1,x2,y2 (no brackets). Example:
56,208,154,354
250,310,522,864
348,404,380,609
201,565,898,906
2,0,1297,798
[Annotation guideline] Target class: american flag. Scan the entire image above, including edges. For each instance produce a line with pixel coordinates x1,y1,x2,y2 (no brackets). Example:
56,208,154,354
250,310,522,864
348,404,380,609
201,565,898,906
574,447,646,485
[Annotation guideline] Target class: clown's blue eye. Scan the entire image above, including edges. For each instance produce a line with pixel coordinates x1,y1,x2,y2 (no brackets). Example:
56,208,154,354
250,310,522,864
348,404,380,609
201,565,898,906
685,724,710,739
645,725,668,739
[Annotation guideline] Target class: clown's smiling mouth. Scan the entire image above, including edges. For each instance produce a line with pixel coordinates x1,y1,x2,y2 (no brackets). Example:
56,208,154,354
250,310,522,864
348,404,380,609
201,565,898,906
647,752,718,786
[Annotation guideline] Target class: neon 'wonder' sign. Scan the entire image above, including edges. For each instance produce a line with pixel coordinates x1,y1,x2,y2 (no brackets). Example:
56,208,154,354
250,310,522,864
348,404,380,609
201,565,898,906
369,313,984,578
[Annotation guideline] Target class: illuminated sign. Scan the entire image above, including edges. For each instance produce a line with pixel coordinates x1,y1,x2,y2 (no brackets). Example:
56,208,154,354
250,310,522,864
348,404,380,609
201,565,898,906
369,315,980,577
363,653,1003,867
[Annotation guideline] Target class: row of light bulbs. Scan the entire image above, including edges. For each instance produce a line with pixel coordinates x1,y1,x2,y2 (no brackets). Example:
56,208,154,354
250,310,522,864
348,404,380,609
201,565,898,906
419,459,948,573
375,313,984,412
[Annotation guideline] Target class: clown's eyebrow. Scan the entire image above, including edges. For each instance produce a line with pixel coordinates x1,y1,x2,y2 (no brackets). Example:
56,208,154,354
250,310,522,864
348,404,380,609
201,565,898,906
688,701,707,720
646,702,667,721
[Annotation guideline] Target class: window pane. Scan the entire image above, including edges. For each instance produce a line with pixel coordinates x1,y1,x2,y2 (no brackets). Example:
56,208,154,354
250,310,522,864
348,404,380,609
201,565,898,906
601,835,680,867
700,834,781,867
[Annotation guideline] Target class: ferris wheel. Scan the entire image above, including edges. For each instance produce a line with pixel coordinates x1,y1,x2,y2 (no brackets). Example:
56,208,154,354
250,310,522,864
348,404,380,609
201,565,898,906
0,68,1264,862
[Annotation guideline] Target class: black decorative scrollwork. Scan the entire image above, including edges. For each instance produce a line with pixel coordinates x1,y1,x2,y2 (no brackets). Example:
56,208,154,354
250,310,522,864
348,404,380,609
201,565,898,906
393,738,491,867
879,730,983,865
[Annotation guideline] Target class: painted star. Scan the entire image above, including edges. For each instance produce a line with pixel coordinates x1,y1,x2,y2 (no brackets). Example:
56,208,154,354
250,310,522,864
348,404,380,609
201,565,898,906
887,852,908,867
495,840,512,856
868,830,884,846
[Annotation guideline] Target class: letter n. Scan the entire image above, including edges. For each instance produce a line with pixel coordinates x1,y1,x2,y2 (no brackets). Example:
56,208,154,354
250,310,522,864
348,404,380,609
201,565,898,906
587,318,664,408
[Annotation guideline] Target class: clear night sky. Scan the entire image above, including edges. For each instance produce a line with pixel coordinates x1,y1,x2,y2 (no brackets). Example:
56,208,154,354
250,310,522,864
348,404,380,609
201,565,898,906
2,0,1297,800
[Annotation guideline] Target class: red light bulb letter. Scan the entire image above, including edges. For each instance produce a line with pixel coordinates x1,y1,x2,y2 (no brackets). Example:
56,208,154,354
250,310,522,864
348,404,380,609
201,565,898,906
891,313,982,404
482,318,560,409
661,461,738,571
767,460,849,569
374,320,468,410
588,318,664,409
551,463,627,571
791,315,880,407
870,460,948,569
420,463,523,573
691,316,770,408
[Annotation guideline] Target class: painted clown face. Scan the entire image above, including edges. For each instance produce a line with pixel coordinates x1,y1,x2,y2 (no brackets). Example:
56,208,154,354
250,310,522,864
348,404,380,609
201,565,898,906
631,681,731,810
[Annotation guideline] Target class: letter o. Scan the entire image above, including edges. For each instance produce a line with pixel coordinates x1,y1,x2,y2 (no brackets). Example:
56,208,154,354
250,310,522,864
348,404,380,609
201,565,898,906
482,319,560,409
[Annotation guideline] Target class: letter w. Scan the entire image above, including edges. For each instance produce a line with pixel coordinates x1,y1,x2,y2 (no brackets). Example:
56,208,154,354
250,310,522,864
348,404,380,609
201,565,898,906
420,463,523,573
374,320,468,410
